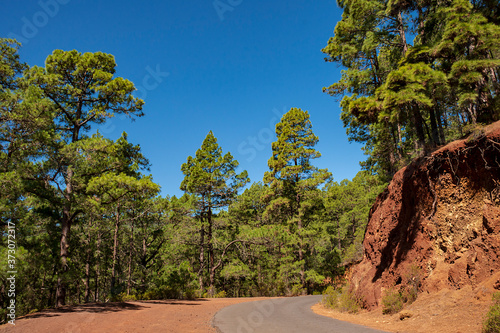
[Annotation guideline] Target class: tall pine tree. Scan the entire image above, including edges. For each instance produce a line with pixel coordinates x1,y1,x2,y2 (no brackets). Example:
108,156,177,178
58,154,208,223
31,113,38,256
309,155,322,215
263,108,331,290
180,131,249,295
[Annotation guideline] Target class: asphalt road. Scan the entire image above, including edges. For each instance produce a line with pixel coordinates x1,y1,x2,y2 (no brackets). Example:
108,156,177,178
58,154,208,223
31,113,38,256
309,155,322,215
213,295,388,333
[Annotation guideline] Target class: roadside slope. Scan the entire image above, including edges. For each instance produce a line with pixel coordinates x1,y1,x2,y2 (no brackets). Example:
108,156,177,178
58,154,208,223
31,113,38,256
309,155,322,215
312,122,500,332
351,121,500,309
313,283,493,333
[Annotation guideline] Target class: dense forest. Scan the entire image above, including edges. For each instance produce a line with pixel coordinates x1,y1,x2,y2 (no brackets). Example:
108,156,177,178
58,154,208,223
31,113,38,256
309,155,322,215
1,0,499,320
322,0,499,179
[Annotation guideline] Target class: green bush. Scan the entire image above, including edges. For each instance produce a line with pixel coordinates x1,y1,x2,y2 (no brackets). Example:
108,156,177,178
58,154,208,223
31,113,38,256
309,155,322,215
142,286,181,300
382,288,404,315
483,292,500,333
381,265,422,315
111,292,139,302
121,293,138,302
142,290,157,300
0,309,6,324
464,123,486,142
183,289,198,300
402,264,422,304
290,283,306,296
322,286,339,309
338,287,362,313
321,285,361,314
202,289,227,298
109,293,123,302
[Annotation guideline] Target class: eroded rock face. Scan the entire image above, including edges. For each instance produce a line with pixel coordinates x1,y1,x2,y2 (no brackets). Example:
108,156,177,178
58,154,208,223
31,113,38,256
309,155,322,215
351,122,500,310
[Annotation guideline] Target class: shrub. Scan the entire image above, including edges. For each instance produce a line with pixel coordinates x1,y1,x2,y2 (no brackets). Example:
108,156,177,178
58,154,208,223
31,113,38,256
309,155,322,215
202,289,227,298
322,286,339,309
121,293,138,302
109,293,123,302
483,292,500,333
142,286,181,300
290,284,306,296
464,123,486,142
183,289,198,300
142,290,157,300
382,287,404,315
338,287,362,313
322,285,361,314
381,264,423,316
402,264,422,304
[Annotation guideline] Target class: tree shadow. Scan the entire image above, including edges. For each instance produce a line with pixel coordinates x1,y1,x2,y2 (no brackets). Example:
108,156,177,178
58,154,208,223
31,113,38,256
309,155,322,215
134,299,208,305
23,302,146,319
22,298,212,320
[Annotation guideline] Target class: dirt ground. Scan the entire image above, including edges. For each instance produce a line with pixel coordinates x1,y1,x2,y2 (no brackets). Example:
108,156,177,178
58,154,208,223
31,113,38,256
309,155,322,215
0,298,268,333
312,286,493,333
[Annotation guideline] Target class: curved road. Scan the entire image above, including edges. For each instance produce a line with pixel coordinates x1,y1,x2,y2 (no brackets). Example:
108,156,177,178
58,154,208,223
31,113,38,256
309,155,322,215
213,295,387,333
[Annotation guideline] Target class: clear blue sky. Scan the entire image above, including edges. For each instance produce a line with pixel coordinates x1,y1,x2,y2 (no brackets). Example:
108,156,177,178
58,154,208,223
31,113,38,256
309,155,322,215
2,0,365,197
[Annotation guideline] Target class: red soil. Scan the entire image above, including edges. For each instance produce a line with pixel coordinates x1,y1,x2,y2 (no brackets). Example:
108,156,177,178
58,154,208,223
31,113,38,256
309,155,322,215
0,298,267,333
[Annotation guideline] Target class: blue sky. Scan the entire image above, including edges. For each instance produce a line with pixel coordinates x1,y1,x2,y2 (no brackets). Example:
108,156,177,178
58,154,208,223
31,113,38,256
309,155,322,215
2,0,365,197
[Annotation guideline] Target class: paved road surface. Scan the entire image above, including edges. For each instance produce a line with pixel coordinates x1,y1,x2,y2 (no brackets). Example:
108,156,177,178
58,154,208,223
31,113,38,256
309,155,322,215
213,295,388,333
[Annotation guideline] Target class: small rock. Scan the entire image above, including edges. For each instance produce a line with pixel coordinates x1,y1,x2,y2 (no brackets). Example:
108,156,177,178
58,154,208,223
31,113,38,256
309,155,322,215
399,310,413,321
494,279,500,290
484,199,493,205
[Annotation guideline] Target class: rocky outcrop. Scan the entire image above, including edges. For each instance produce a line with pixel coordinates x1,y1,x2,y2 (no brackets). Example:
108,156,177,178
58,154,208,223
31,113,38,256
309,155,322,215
350,122,500,310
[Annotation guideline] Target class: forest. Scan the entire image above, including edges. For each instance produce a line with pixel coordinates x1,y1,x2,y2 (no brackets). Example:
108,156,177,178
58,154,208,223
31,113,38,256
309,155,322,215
1,0,499,319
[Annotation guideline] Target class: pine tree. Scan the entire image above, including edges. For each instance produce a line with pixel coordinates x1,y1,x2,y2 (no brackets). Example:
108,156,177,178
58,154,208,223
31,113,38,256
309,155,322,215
21,49,144,306
263,108,331,290
180,131,249,295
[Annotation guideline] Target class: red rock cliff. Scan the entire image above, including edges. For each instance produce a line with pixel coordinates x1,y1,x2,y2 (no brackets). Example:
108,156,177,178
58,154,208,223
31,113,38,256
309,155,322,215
350,121,500,309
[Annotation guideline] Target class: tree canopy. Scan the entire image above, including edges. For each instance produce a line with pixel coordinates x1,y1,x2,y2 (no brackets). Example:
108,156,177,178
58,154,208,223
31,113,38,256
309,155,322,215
322,0,500,179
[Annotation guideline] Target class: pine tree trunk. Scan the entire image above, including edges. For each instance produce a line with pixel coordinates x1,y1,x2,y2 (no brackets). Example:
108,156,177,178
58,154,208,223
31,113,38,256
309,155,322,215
141,236,148,294
337,217,342,250
127,224,134,296
208,208,215,296
397,11,408,56
298,234,304,289
76,279,81,304
56,168,73,307
56,123,81,307
397,122,403,159
467,104,477,124
412,106,426,156
83,219,92,303
55,277,65,308
84,251,91,303
429,107,440,146
84,261,90,303
198,218,205,294
111,206,120,295
296,192,305,289
437,107,446,144
95,231,101,302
